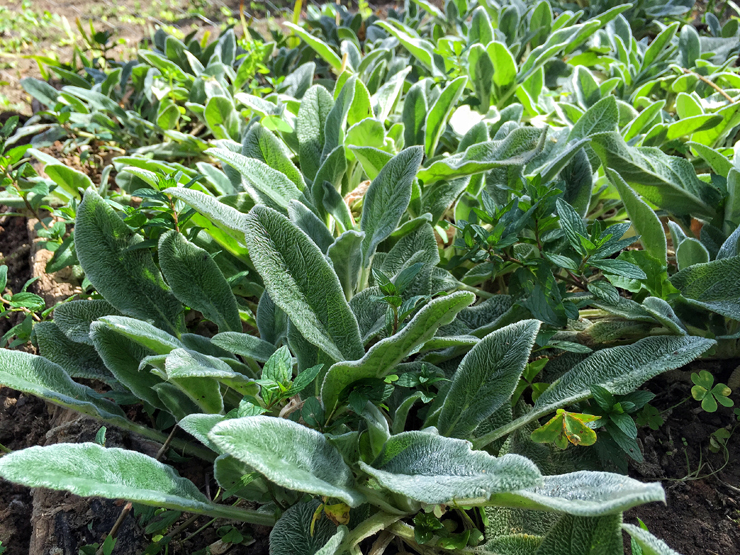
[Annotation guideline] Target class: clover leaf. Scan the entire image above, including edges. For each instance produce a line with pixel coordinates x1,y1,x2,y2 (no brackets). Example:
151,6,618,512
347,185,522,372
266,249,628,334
691,370,733,413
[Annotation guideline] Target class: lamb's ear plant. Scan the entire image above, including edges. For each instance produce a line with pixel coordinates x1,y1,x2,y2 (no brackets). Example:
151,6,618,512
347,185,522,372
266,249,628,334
4,1,740,552
0,179,713,552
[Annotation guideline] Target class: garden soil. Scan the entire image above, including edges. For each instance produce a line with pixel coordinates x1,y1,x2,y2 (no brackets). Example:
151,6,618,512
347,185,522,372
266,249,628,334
627,366,740,555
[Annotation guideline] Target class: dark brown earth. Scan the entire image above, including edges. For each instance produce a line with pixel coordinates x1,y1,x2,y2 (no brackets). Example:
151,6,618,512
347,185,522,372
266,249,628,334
626,362,740,555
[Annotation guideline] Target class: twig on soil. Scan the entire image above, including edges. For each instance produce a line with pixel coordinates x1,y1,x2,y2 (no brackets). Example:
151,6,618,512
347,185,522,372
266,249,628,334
165,514,201,541
182,516,219,543
154,423,179,460
717,480,740,495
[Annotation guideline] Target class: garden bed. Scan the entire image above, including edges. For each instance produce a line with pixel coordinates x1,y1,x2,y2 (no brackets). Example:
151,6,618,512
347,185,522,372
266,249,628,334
3,0,740,553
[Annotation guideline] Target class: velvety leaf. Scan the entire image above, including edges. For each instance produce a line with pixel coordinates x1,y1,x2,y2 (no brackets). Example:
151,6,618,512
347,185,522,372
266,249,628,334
90,323,169,409
75,189,184,336
213,454,272,502
0,443,272,524
403,80,429,147
53,299,120,344
257,292,288,346
622,524,681,555
438,320,540,438
95,316,184,355
241,124,305,190
418,127,546,183
289,200,335,253
481,534,543,555
670,256,740,319
159,231,241,332
243,206,364,362
34,322,113,383
489,472,664,517
534,514,622,555
207,148,303,211
44,164,89,200
474,336,714,448
358,431,541,505
179,413,226,453
209,416,365,506
534,336,713,416
373,67,410,123
321,291,474,415
270,500,342,555
487,42,517,91
0,349,127,422
297,85,335,182
590,131,718,218
164,349,256,413
375,20,444,78
606,170,667,264
425,76,468,157
327,230,364,299
352,146,393,180
323,77,355,159
211,332,276,363
717,226,740,260
568,96,619,141
204,96,239,140
675,237,710,270
21,77,59,107
284,23,343,72
468,7,493,45
468,44,494,114
164,187,250,245
360,146,424,266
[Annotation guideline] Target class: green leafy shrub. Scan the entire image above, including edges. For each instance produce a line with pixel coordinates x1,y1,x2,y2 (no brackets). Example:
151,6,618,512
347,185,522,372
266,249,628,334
1,0,739,552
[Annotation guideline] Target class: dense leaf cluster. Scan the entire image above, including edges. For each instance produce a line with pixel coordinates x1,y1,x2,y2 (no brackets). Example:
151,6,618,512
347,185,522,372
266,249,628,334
2,0,740,553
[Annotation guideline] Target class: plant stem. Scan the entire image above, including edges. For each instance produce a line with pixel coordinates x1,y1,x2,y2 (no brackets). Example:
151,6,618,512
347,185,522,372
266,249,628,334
660,396,690,415
682,68,736,103
165,513,200,540
95,502,132,555
182,517,218,542
339,512,403,553
355,485,409,516
368,531,394,555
